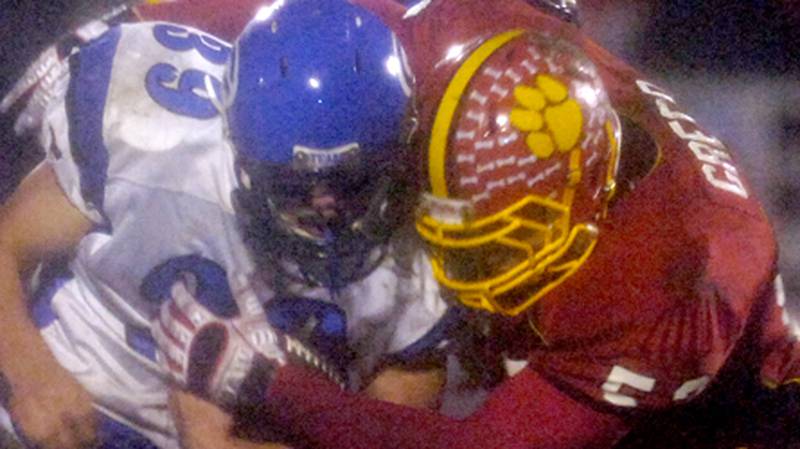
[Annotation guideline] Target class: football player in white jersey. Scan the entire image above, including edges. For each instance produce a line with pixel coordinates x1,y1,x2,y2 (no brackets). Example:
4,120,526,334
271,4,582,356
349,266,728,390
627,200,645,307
0,1,452,449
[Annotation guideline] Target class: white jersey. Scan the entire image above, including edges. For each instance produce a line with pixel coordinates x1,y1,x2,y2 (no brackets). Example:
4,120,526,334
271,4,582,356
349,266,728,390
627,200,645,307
30,22,449,449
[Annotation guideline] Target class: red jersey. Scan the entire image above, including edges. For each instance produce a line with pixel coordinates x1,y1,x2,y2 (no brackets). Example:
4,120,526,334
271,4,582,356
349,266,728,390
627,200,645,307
132,0,265,40
510,44,782,412
251,0,800,447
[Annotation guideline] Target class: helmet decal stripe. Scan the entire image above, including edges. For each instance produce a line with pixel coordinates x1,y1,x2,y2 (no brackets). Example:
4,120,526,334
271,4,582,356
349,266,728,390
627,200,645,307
429,29,526,197
604,117,621,198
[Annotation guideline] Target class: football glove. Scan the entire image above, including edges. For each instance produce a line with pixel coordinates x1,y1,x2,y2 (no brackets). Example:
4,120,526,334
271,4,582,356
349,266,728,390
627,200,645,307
151,276,345,410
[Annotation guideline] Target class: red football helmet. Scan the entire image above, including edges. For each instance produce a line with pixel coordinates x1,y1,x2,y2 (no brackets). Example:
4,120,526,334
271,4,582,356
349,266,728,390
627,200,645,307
414,30,620,316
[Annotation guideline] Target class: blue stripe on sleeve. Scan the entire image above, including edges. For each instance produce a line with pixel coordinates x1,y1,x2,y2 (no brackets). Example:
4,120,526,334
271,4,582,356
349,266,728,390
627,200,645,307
96,411,160,449
30,261,74,329
65,26,122,224
385,306,466,364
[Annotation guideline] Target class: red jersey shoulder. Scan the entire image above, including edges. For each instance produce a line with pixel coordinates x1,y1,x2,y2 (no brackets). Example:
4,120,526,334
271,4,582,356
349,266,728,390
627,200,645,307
585,38,766,221
524,204,775,412
758,274,800,388
133,0,265,40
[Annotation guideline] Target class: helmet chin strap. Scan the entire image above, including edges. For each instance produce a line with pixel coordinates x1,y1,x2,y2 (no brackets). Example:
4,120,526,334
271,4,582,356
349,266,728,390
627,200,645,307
250,202,389,291
274,238,387,293
320,228,343,295
312,227,387,292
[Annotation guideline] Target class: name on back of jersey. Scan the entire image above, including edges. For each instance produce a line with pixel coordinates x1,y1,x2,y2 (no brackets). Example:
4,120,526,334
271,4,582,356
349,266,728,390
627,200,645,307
636,79,749,199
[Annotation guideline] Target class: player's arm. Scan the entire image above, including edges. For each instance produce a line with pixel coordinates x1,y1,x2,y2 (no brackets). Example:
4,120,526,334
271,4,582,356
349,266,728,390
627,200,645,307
171,364,444,449
173,300,446,449
0,162,96,449
265,363,628,449
171,361,445,449
154,290,628,449
170,391,293,449
172,341,446,449
364,363,446,409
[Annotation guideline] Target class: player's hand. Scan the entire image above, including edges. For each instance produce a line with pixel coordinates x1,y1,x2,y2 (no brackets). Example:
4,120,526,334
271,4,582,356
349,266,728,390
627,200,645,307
5,347,98,449
151,276,344,410
171,390,293,449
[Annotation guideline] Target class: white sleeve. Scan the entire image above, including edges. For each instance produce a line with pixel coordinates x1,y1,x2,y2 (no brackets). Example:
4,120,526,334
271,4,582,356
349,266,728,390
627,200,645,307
382,248,456,361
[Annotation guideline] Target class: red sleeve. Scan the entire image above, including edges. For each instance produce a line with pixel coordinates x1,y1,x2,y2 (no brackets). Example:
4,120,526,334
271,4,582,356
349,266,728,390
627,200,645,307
133,0,266,40
266,364,629,449
757,274,800,388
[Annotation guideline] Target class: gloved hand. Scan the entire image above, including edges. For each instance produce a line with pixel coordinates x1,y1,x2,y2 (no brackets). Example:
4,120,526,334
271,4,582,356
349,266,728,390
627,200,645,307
151,276,345,410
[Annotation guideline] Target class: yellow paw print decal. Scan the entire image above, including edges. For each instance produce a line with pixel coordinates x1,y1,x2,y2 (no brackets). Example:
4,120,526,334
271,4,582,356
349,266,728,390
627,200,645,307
509,75,583,159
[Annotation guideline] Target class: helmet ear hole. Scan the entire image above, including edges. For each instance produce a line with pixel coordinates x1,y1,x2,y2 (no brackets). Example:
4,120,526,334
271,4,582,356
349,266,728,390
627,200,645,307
614,115,659,197
279,57,289,78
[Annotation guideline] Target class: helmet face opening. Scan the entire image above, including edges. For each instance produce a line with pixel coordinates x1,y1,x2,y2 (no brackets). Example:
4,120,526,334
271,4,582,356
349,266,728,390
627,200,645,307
418,193,598,315
240,149,400,242
234,148,413,289
267,177,378,243
415,30,619,316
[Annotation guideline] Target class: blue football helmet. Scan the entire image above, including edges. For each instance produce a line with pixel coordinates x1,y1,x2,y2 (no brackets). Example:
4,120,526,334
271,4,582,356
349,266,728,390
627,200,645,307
223,0,415,289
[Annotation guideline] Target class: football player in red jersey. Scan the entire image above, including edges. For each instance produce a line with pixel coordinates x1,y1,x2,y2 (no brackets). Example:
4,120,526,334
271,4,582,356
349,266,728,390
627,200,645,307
131,0,264,40
151,0,800,447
